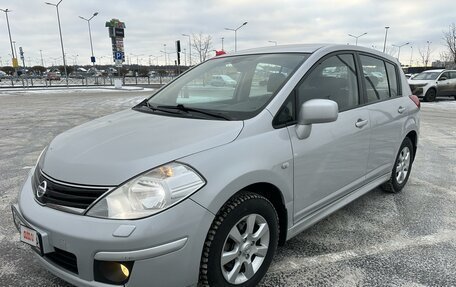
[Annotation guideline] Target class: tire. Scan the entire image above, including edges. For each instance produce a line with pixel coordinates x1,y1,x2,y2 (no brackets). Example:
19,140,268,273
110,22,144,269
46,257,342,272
423,88,436,102
199,192,279,287
454,96,456,100
381,137,414,193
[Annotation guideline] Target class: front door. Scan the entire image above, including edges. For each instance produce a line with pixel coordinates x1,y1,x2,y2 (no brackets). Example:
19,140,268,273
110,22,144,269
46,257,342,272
437,72,452,96
289,53,370,222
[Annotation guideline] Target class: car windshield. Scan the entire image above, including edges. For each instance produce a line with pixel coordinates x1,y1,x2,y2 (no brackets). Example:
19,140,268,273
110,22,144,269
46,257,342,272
412,72,441,80
144,53,309,120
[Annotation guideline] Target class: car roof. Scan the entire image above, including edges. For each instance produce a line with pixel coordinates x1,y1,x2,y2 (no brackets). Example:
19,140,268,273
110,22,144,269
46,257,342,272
421,69,445,73
219,43,399,63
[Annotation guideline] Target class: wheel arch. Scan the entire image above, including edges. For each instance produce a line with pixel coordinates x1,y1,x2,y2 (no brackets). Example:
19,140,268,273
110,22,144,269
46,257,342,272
239,182,288,246
405,130,418,162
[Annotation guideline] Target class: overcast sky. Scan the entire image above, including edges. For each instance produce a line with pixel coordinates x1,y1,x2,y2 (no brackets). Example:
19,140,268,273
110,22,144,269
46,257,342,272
0,0,454,67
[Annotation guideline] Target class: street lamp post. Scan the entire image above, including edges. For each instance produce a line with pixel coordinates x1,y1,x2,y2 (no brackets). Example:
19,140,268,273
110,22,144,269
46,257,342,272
382,26,390,53
79,12,98,66
425,41,431,67
392,42,410,63
409,46,413,67
40,49,44,66
348,32,367,46
0,8,16,72
221,37,224,50
182,34,192,65
225,21,248,52
268,40,278,46
162,44,167,65
12,41,18,59
45,0,68,86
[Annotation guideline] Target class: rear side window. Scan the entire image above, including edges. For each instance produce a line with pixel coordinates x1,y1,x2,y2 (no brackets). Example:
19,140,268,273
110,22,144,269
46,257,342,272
360,55,390,102
450,71,456,79
385,62,399,97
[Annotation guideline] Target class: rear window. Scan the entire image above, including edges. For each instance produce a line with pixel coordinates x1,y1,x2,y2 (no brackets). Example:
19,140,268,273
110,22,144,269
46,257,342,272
360,55,390,102
385,62,399,97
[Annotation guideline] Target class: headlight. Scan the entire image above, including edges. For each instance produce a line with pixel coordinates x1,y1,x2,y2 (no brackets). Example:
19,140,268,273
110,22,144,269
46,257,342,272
414,83,428,87
86,162,205,219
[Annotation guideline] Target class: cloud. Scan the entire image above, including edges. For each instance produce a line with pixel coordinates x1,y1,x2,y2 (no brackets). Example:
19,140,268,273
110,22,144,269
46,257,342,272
0,0,454,66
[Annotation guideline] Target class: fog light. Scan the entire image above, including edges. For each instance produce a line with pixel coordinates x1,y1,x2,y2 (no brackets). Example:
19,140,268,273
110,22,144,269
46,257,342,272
94,260,134,285
120,263,129,277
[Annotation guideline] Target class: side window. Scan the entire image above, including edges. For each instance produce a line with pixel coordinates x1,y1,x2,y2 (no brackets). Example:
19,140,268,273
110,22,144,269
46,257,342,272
439,72,450,80
449,71,456,79
297,54,359,112
385,62,399,97
360,55,390,102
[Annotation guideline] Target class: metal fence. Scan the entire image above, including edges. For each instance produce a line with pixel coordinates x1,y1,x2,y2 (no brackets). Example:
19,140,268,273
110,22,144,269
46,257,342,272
0,75,174,88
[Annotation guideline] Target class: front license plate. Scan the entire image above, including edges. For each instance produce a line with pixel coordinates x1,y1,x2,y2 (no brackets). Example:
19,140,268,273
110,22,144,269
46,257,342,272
20,225,41,251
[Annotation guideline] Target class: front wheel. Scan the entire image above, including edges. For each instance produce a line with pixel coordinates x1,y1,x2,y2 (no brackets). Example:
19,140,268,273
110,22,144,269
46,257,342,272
199,192,279,287
381,137,414,193
423,88,436,102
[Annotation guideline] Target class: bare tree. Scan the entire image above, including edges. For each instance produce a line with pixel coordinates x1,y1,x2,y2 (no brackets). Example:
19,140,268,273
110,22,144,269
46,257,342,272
439,51,453,63
418,42,432,67
442,23,456,64
191,32,213,63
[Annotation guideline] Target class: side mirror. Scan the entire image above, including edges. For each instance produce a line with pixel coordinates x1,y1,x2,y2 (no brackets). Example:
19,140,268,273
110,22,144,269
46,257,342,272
296,99,338,139
439,77,447,81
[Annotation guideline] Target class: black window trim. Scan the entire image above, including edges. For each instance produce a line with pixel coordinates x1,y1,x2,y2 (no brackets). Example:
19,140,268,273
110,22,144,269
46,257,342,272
272,50,362,129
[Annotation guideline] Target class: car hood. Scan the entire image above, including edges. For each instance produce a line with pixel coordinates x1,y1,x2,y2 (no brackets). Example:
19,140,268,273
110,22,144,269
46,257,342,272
41,109,243,186
408,79,432,85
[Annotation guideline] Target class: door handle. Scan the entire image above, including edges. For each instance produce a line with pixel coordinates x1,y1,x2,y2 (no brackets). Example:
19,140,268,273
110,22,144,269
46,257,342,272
398,106,406,114
355,119,368,128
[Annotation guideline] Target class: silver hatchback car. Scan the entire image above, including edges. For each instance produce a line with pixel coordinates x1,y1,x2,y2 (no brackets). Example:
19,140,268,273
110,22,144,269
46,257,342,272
12,44,420,287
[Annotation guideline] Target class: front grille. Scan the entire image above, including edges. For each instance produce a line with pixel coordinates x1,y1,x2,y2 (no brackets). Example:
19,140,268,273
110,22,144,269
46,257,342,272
33,168,109,210
45,247,79,274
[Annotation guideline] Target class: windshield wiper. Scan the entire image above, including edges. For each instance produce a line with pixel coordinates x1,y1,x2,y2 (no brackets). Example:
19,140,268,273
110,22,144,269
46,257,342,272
156,104,231,120
142,101,181,115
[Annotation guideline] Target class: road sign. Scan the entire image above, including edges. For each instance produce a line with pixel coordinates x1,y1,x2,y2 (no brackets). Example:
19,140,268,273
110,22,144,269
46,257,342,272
91,56,96,63
115,59,123,67
115,51,124,60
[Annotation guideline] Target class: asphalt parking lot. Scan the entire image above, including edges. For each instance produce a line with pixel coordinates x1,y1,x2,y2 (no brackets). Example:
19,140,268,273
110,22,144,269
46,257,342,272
0,89,455,287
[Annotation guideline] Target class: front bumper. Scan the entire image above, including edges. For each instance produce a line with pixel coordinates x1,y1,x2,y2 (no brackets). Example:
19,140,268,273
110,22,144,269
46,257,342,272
15,168,214,287
409,85,424,97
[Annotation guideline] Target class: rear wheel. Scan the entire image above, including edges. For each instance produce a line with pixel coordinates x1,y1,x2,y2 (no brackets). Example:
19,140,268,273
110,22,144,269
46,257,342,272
423,88,436,102
199,192,279,287
381,137,414,193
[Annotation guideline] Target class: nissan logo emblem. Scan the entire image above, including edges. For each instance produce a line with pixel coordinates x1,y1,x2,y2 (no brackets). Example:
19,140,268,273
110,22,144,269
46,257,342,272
37,181,47,198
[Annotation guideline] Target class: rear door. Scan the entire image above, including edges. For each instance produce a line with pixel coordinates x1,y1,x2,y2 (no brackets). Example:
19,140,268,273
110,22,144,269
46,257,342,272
287,53,371,222
359,54,408,180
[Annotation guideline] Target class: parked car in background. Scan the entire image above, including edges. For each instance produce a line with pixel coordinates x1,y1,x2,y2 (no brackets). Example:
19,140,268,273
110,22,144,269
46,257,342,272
46,71,61,81
0,70,8,81
209,74,237,87
12,44,420,287
69,67,88,79
87,67,102,77
404,73,418,79
408,69,456,101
